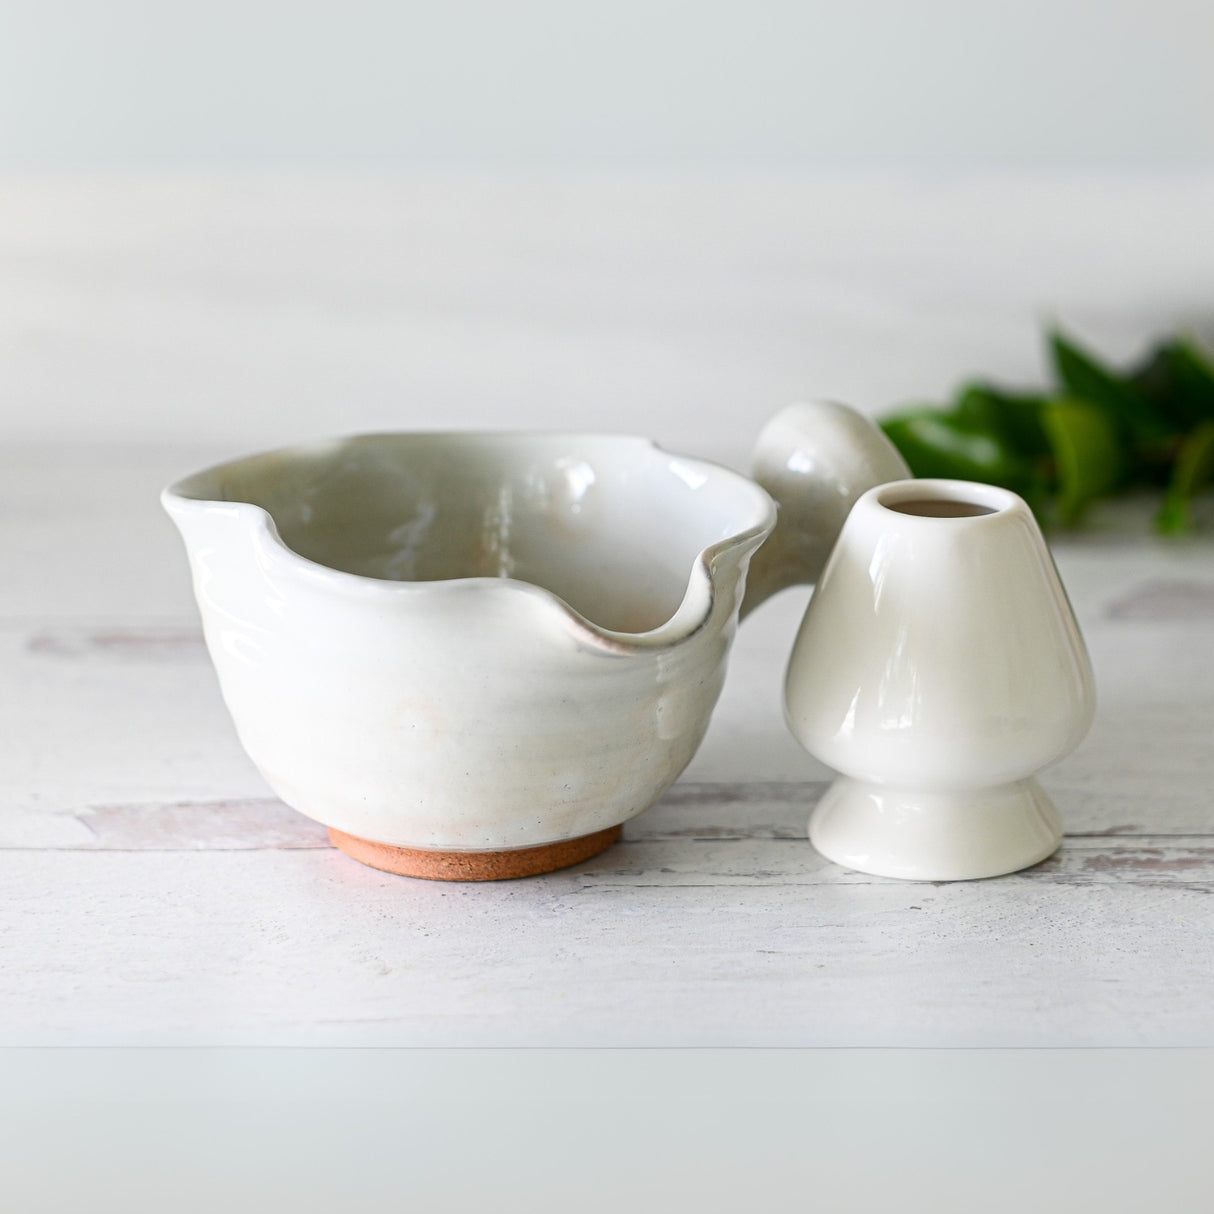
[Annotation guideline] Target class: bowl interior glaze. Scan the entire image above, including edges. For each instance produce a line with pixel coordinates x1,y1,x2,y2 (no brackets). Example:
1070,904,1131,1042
170,433,773,635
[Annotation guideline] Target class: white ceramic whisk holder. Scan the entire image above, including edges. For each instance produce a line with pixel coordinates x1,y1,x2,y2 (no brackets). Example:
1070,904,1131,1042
785,479,1096,881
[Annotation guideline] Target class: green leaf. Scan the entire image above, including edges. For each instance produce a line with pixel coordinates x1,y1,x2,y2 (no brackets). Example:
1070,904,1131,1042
953,383,1051,459
881,409,1034,486
1049,329,1175,442
1040,397,1125,526
1131,338,1214,430
879,329,1214,535
882,407,1053,521
1157,419,1214,535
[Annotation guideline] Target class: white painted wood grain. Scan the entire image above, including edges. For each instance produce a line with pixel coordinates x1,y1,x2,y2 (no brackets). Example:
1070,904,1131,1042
3,840,1211,1047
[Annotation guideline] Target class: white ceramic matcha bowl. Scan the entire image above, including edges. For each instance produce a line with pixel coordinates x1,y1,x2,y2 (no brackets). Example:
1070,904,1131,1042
163,404,907,879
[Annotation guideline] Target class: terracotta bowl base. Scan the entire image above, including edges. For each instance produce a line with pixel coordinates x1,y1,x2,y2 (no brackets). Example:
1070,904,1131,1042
328,823,623,881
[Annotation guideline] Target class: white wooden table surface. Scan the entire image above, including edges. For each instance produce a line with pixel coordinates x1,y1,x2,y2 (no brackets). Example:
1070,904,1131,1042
2,175,1213,1047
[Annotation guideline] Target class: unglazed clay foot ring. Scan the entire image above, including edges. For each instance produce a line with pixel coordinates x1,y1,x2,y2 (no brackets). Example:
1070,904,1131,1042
328,824,623,881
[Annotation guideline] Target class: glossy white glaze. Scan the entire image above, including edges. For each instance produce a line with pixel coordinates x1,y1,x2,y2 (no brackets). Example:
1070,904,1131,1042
162,407,900,855
164,434,770,851
744,402,910,615
786,478,1096,880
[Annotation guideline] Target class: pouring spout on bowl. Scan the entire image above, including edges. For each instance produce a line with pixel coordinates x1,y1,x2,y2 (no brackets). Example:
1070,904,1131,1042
740,401,910,618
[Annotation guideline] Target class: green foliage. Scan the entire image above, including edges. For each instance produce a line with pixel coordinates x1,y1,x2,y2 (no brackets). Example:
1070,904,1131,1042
881,330,1214,533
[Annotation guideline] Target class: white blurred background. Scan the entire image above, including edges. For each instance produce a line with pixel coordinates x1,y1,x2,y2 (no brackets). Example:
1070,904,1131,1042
3,0,1213,168
1,1,1212,459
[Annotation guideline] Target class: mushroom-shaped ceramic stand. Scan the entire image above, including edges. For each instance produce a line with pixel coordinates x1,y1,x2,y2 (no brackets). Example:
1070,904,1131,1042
785,479,1096,881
